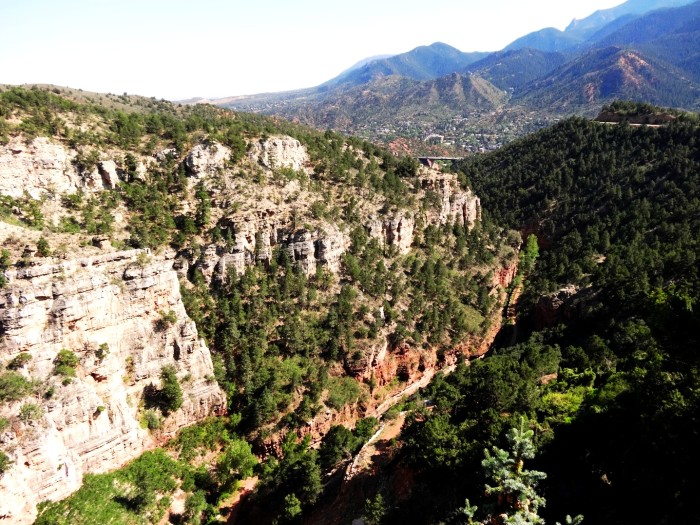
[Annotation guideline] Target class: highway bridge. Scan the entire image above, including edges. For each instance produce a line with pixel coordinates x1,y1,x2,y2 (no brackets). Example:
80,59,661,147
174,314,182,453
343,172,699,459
417,156,463,169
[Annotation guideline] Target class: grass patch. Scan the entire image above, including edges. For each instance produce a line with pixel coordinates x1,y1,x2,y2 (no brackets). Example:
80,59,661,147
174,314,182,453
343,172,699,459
35,449,181,525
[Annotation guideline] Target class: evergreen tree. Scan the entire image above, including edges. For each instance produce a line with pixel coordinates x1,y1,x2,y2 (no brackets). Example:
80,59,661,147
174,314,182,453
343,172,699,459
481,418,547,524
463,418,583,525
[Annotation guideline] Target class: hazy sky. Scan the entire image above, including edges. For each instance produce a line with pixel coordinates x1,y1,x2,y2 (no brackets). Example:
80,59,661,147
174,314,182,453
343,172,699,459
1,0,625,100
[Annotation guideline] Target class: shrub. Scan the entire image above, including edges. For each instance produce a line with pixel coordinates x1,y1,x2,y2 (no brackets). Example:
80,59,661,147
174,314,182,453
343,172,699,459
7,352,32,370
144,365,183,416
0,450,12,475
19,403,43,422
53,349,79,378
134,251,151,269
142,410,161,430
36,237,50,257
95,343,109,361
326,376,362,410
159,365,183,414
0,372,33,401
58,216,81,233
155,310,177,332
0,249,10,270
0,248,10,288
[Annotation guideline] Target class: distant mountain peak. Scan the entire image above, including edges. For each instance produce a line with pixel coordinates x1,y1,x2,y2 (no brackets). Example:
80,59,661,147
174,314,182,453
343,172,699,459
319,42,489,90
508,0,696,52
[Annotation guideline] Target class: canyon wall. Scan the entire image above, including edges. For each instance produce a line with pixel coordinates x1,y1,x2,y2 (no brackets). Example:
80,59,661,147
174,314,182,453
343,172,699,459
192,169,481,283
0,137,132,199
0,250,225,523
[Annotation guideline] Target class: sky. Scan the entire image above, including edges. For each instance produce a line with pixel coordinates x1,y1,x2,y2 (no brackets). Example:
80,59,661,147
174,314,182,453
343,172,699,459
0,0,626,100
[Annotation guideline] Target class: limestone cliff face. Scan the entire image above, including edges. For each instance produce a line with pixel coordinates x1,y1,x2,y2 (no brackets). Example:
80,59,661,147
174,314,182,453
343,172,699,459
192,172,480,283
247,135,309,171
0,137,123,199
365,214,416,254
366,173,481,255
421,173,481,228
0,250,225,524
196,214,349,283
185,141,231,178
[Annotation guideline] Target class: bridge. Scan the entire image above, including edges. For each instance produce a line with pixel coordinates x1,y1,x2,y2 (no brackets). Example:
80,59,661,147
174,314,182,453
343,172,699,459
417,156,463,169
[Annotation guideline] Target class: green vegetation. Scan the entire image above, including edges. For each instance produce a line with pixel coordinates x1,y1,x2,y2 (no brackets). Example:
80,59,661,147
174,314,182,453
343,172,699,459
154,310,177,332
36,419,256,525
170,416,239,461
6,352,32,370
0,248,10,288
36,236,50,257
95,343,109,361
0,371,34,401
0,450,11,475
159,365,183,415
19,402,43,422
387,113,700,524
253,433,322,522
144,365,183,416
53,349,79,381
35,449,182,525
141,410,161,431
319,417,379,471
459,419,583,525
363,493,387,525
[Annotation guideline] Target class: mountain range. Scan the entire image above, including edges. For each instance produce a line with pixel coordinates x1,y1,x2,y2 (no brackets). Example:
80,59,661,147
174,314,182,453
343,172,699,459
203,0,700,153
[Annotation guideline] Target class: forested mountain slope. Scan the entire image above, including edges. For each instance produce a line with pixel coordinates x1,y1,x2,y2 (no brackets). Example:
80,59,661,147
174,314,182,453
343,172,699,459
373,104,699,525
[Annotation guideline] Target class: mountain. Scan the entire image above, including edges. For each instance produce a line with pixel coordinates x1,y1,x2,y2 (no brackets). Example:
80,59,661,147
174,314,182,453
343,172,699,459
505,0,696,52
516,46,700,110
592,0,700,48
257,73,507,133
320,42,489,89
213,0,700,156
565,0,694,38
466,48,567,90
504,27,581,53
335,53,396,75
587,0,700,81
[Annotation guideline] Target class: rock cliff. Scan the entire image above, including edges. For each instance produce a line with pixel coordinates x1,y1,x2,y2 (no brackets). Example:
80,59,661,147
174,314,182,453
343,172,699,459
421,173,481,228
158,133,483,284
247,135,309,171
185,141,231,178
194,216,349,283
366,173,481,255
0,137,125,199
0,250,225,523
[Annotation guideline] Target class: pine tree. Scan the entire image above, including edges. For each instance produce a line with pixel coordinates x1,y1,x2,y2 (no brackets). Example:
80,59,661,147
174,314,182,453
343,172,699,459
482,418,547,524
461,418,583,525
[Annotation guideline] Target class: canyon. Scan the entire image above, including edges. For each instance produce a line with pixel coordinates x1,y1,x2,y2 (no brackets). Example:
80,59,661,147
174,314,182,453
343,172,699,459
0,89,516,524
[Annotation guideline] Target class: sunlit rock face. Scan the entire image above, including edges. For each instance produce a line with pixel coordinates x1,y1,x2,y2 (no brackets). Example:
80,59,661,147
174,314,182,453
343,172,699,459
0,250,225,524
